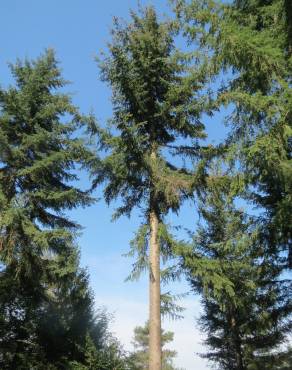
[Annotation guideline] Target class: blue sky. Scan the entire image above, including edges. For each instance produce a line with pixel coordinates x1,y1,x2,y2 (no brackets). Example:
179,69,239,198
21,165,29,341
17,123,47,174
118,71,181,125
0,1,230,368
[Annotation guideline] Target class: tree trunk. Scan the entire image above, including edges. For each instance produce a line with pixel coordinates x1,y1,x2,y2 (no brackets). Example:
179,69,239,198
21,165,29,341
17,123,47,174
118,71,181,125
149,151,162,370
231,316,245,370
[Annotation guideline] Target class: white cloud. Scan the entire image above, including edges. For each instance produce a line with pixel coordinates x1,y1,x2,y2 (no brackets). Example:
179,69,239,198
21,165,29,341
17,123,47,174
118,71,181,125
97,295,209,370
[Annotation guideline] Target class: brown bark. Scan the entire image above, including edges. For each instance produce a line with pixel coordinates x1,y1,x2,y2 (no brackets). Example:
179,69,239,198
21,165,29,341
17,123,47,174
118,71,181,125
149,150,162,370
230,315,245,370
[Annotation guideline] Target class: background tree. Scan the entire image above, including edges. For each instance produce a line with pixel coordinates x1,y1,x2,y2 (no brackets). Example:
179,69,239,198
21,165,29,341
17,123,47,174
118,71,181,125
174,1,292,366
0,49,92,285
0,241,128,369
180,172,291,370
93,6,214,369
0,50,127,369
127,321,183,370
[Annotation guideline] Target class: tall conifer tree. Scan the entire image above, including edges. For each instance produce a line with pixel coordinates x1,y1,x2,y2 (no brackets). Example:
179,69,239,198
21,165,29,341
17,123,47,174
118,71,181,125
0,50,127,370
181,174,291,369
0,49,92,365
93,7,213,369
174,3,292,365
0,49,92,279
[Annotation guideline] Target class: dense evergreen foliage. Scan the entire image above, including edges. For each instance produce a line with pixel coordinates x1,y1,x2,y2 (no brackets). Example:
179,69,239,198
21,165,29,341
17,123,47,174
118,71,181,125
220,0,292,272
0,2,291,369
0,51,126,370
92,6,215,369
0,243,126,369
181,173,291,369
93,5,213,221
175,0,292,269
0,49,92,276
174,0,292,368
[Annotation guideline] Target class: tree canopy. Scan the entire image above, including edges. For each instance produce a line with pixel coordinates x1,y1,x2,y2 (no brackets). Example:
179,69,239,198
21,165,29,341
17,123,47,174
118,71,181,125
0,2,291,370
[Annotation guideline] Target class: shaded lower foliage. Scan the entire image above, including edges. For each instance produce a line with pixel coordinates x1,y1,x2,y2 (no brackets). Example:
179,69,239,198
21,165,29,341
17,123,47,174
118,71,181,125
0,245,127,370
181,174,291,370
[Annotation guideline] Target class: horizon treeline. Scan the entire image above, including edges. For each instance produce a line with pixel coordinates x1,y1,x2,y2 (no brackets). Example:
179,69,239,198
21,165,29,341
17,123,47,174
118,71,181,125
0,1,291,370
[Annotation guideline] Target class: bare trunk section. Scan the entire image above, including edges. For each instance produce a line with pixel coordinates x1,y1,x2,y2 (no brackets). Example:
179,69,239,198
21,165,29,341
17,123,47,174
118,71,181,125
149,207,161,370
149,150,162,370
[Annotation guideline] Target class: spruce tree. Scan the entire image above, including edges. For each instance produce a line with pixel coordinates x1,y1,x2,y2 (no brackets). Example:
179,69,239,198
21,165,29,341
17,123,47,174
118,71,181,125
0,50,96,368
174,4,292,365
0,49,92,274
181,173,291,369
93,6,212,369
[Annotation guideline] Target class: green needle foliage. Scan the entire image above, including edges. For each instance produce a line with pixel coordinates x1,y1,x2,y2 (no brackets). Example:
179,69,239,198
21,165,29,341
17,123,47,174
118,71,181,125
94,6,211,218
173,1,292,367
181,174,291,370
0,49,92,278
127,321,183,370
217,0,292,272
92,6,216,366
0,242,127,369
175,0,292,269
0,49,128,369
